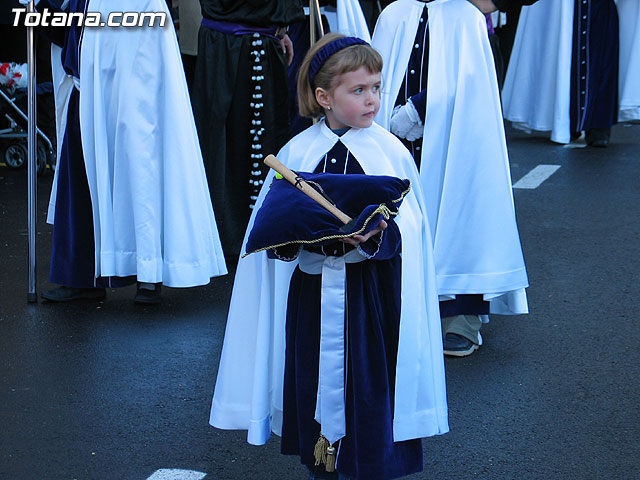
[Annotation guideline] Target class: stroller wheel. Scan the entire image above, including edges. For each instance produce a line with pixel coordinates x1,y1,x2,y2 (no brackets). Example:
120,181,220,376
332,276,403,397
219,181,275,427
47,148,57,172
37,141,48,176
4,143,27,169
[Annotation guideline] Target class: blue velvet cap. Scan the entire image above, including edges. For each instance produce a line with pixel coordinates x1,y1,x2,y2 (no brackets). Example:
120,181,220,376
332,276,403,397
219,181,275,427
244,172,411,257
308,37,369,87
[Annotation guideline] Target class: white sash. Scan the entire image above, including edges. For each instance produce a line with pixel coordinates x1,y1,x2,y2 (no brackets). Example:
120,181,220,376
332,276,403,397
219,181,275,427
298,248,366,445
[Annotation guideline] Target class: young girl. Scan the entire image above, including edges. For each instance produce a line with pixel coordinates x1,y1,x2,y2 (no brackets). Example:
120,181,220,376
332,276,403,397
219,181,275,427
209,33,448,480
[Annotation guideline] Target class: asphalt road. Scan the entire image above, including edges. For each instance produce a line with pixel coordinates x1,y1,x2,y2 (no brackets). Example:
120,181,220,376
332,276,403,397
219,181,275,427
1,124,639,480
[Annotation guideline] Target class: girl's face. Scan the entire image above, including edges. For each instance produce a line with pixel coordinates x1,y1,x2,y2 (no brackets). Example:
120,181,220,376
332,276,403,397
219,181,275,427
316,67,381,130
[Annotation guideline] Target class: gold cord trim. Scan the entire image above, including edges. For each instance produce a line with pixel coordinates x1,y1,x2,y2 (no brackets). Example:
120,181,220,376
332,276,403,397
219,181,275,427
241,204,399,258
392,179,412,204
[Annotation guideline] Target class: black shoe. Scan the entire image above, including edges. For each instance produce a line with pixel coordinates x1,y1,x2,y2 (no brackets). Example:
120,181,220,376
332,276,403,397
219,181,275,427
134,283,162,305
41,286,106,302
443,333,480,357
586,128,610,147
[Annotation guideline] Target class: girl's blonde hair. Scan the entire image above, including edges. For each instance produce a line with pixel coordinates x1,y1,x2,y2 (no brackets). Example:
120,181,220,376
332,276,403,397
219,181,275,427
297,33,383,119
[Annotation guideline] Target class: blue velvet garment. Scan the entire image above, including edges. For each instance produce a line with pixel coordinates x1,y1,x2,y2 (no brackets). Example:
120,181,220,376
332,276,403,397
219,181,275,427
49,89,96,287
439,294,490,317
409,89,427,125
49,91,135,288
36,0,87,78
393,2,430,164
570,0,619,132
280,141,423,480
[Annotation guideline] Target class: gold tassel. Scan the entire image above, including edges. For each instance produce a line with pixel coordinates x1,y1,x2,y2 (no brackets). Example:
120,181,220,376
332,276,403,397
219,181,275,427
313,435,329,466
325,445,336,472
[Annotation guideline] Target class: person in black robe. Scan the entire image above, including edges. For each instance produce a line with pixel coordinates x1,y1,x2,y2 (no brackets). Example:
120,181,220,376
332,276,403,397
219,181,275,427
192,0,305,260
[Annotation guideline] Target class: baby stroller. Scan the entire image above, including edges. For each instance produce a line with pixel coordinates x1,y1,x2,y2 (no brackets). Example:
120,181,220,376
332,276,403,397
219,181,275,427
0,81,56,175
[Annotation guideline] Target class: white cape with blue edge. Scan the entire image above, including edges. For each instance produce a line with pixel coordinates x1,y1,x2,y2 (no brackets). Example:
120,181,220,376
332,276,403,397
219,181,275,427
49,0,227,287
210,120,449,445
373,0,528,314
502,0,575,144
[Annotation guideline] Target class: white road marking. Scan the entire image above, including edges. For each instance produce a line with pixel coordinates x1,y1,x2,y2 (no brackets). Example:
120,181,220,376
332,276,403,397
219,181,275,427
513,165,561,190
563,142,587,149
147,469,207,480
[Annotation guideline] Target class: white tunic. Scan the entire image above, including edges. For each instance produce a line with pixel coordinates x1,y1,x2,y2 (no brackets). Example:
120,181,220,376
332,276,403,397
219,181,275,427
49,0,227,287
210,120,449,445
373,0,529,314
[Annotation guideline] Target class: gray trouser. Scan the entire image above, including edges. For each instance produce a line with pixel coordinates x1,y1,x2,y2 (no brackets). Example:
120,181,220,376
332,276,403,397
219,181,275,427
442,315,482,344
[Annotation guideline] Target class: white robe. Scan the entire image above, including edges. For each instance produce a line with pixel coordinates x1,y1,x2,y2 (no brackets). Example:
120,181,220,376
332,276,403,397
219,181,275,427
335,0,372,42
502,0,575,144
312,0,371,42
373,0,528,314
49,0,227,287
210,120,449,445
616,0,640,122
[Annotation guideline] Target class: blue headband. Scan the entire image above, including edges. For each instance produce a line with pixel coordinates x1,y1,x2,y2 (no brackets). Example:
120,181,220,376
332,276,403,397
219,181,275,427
308,36,369,87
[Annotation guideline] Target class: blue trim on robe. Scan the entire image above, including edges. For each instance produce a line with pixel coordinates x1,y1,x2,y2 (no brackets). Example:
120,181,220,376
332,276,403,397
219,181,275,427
570,0,619,132
280,142,422,480
393,2,430,164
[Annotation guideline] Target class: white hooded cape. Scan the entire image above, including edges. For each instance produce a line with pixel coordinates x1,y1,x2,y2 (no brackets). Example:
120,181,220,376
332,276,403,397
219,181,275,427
616,0,640,122
502,0,575,144
373,0,528,314
49,0,227,287
210,120,449,445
